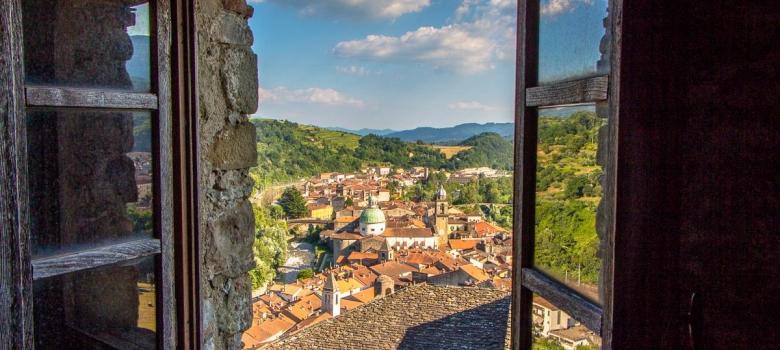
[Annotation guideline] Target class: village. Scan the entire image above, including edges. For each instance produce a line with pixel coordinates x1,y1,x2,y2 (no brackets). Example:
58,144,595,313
242,167,600,350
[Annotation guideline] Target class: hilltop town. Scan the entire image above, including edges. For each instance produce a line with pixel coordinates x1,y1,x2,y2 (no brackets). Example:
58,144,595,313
242,167,599,350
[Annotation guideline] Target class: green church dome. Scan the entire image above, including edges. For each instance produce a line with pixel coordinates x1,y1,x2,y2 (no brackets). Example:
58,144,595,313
359,207,385,224
359,196,385,224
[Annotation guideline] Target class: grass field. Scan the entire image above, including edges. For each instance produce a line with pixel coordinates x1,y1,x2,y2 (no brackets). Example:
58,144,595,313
426,145,472,159
299,124,361,150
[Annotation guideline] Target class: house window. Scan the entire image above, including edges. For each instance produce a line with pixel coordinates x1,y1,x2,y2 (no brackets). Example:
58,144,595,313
1,0,185,348
513,0,616,349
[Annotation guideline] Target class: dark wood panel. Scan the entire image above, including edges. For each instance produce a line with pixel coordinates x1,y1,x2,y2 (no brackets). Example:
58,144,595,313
0,0,33,348
32,239,161,280
510,0,539,349
522,268,603,335
526,76,608,107
25,86,158,110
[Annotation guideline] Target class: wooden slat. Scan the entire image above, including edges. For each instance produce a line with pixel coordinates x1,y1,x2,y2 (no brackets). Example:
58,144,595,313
526,75,609,107
522,268,603,335
155,0,178,348
0,0,34,348
25,86,158,110
32,238,161,280
511,0,540,349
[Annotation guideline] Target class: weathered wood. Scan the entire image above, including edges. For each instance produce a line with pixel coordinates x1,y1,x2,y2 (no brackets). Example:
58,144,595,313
25,86,158,110
600,0,622,348
510,0,539,349
522,268,603,335
32,239,161,280
0,0,33,348
526,75,609,107
155,0,178,349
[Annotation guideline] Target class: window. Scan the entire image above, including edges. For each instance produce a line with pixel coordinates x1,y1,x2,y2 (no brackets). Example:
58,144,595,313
512,0,616,349
0,0,190,348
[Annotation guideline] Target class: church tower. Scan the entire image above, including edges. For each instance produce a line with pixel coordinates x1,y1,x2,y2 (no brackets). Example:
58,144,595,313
322,272,340,317
434,185,449,239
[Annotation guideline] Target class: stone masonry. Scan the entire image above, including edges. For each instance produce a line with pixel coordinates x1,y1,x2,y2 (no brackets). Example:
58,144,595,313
197,0,258,349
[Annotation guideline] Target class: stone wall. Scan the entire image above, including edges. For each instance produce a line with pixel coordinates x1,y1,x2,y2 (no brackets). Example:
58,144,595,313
196,0,258,349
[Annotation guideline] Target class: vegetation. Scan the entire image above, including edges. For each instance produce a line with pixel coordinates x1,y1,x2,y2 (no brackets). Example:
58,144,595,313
278,187,307,219
296,268,314,280
533,111,606,285
448,132,514,170
248,205,290,290
249,119,517,192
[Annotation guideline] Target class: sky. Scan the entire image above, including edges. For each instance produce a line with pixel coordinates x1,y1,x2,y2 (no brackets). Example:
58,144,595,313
248,0,608,130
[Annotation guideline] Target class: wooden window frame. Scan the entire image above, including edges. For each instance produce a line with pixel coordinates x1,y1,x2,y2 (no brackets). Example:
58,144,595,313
510,0,622,349
0,0,201,348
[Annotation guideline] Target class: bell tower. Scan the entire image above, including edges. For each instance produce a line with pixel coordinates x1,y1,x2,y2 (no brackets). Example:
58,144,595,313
434,185,449,239
322,272,340,317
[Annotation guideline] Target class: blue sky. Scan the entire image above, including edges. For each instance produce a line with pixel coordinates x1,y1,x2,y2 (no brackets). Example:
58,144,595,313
248,0,608,130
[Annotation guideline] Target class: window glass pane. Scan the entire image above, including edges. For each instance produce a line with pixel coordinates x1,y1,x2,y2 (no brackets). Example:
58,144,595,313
22,0,152,92
26,109,154,258
531,293,602,349
538,0,610,84
534,104,608,303
33,256,158,349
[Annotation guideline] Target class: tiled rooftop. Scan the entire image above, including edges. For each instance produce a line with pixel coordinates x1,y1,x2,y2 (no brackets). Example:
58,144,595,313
265,284,510,350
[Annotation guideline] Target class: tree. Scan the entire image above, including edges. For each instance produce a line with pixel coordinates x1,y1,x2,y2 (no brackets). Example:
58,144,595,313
345,197,354,207
297,268,314,280
564,175,589,199
279,186,307,219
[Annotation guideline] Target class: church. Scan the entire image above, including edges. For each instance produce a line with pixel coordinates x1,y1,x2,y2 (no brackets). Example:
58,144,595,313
320,193,448,263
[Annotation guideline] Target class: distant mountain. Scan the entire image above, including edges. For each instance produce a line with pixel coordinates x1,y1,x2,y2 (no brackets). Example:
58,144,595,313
327,127,396,136
384,122,514,144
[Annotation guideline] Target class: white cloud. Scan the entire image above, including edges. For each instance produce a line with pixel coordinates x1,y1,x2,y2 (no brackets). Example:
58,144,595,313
258,86,365,107
448,101,496,111
336,65,372,76
253,0,431,20
333,0,517,74
541,0,592,17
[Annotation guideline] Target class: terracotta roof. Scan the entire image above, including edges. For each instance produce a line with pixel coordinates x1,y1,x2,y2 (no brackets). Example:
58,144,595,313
336,278,365,294
460,264,490,282
474,221,508,236
550,325,592,342
449,239,479,250
351,266,379,287
532,295,559,311
335,216,357,223
346,251,379,262
368,261,416,284
244,314,297,348
265,285,510,350
383,227,434,238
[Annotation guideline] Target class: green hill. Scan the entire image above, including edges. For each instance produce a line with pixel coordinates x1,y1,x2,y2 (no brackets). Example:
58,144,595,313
250,119,363,189
448,132,514,170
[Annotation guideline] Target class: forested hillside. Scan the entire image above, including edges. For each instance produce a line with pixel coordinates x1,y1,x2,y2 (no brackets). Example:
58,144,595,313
249,119,511,190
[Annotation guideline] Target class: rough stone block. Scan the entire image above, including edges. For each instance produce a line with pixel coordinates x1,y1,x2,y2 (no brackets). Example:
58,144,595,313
211,200,255,277
212,11,253,46
222,47,258,114
207,122,257,170
218,276,253,334
222,0,254,18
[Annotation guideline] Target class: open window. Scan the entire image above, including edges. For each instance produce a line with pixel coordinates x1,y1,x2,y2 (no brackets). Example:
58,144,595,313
0,0,188,348
512,0,618,348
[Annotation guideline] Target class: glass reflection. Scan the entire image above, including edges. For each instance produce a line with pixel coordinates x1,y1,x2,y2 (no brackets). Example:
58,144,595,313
22,0,152,92
27,109,154,258
538,0,610,84
33,256,158,349
533,104,606,303
531,293,601,350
